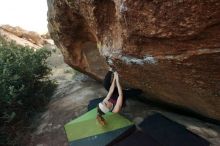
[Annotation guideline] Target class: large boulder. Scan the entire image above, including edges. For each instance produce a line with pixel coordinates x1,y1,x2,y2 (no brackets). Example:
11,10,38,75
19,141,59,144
47,0,220,121
0,25,50,48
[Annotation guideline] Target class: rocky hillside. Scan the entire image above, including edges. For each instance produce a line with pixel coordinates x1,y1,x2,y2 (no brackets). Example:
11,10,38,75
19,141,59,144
0,24,52,48
47,0,220,122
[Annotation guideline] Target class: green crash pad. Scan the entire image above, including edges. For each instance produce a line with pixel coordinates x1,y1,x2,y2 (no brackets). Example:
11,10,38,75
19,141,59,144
64,108,135,146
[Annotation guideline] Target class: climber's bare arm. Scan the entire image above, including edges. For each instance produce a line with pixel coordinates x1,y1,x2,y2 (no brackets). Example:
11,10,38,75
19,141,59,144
112,72,123,113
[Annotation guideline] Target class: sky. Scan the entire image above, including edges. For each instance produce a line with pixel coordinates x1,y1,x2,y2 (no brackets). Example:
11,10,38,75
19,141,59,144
0,0,48,34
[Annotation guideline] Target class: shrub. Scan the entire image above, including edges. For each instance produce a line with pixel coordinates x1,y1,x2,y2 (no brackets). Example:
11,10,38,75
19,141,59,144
0,35,57,145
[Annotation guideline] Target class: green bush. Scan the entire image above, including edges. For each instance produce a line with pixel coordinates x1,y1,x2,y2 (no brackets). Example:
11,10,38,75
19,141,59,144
0,36,57,145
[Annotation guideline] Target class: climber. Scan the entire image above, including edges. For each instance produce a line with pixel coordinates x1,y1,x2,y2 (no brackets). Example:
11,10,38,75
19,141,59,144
97,70,142,126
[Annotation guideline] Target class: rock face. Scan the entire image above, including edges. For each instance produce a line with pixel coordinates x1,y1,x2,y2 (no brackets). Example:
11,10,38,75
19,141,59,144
47,0,220,121
0,25,51,48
